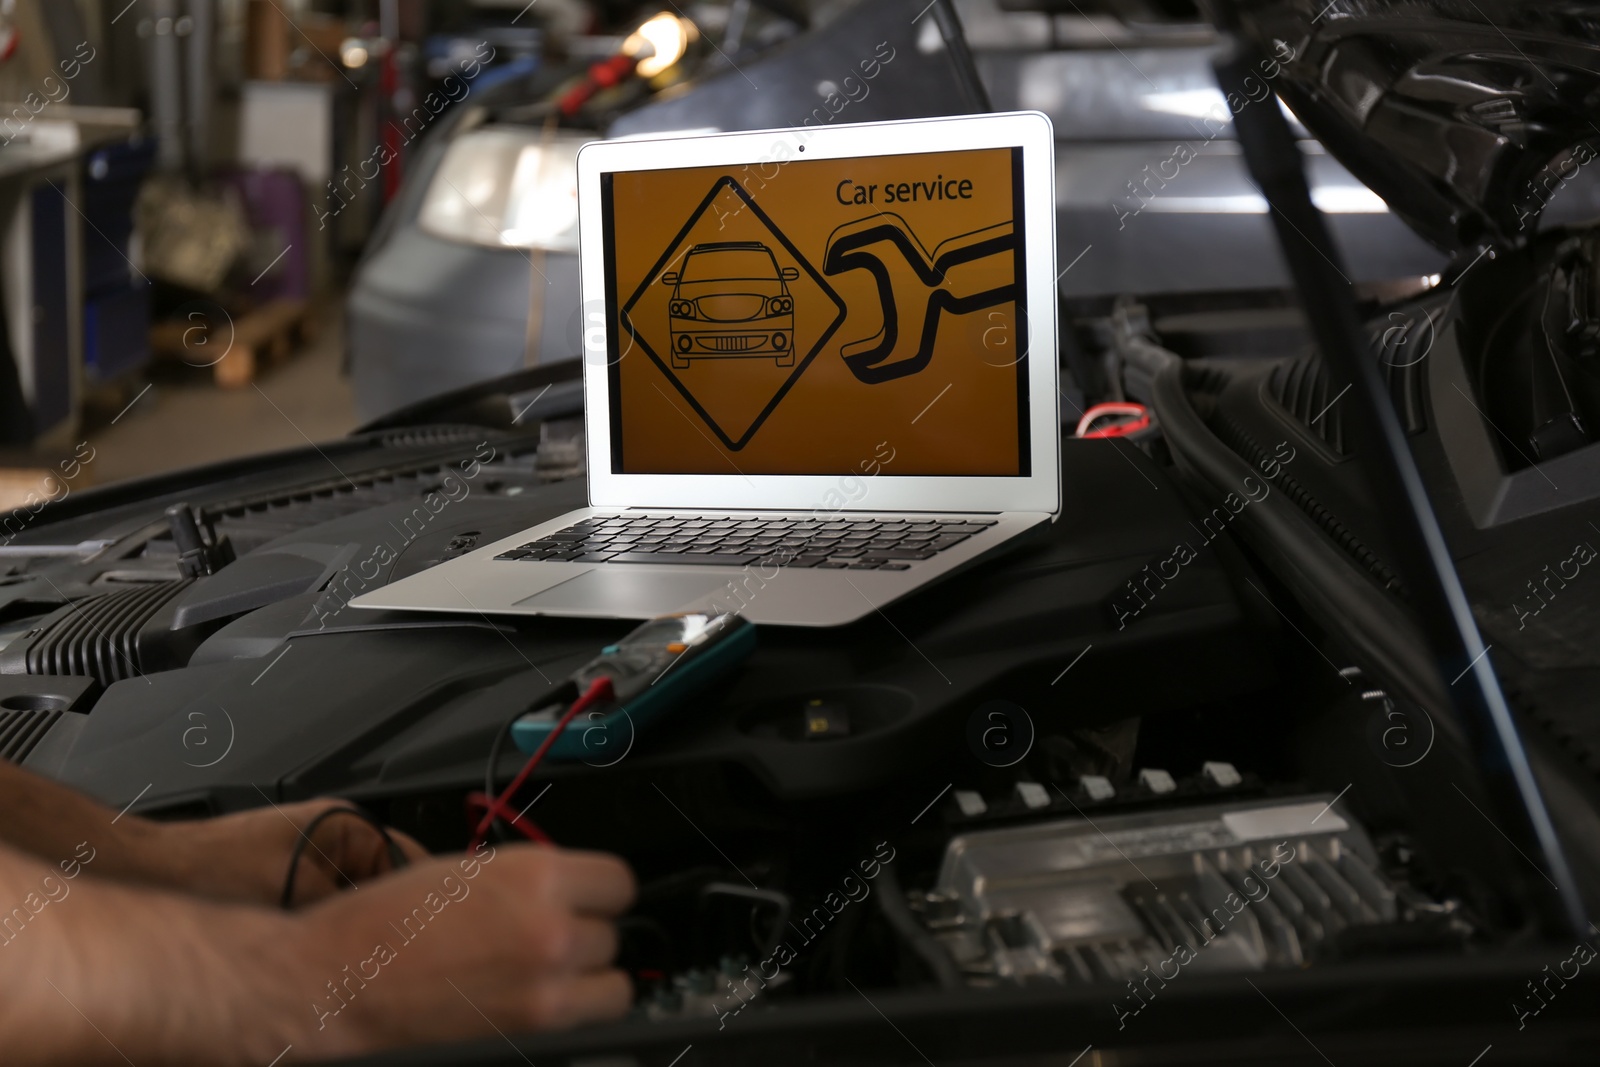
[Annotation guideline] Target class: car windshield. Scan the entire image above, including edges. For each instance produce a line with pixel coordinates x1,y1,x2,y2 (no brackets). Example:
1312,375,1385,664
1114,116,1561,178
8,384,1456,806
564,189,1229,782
681,248,778,282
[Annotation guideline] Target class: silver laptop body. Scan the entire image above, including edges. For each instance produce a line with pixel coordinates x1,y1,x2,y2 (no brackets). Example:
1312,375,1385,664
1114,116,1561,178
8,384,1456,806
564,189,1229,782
353,111,1059,627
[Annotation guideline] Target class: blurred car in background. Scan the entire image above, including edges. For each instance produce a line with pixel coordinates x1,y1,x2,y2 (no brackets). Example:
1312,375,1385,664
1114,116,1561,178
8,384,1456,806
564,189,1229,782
347,0,1449,421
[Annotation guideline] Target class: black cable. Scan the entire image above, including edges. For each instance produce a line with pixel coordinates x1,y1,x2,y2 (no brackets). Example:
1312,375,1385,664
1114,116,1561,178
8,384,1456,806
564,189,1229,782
483,709,524,843
279,805,409,910
1111,309,1452,719
697,882,791,961
482,683,578,842
875,863,962,990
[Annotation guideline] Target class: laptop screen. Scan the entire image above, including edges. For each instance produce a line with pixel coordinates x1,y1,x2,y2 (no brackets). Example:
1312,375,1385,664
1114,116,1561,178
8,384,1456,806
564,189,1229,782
599,146,1030,477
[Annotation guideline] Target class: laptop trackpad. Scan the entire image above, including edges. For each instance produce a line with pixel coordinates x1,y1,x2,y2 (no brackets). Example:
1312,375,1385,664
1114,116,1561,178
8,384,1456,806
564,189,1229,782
515,569,727,615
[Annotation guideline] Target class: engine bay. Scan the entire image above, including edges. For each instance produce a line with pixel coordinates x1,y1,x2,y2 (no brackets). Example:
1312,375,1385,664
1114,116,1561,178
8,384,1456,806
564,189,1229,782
6,226,1600,1060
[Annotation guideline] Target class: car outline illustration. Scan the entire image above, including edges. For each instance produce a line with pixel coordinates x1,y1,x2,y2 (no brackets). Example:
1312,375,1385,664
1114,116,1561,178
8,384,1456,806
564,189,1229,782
661,241,800,369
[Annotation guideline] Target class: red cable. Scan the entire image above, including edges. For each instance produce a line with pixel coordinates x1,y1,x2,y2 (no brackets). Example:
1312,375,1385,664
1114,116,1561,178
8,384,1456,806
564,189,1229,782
465,792,552,844
1084,415,1150,439
1076,402,1151,439
469,676,615,849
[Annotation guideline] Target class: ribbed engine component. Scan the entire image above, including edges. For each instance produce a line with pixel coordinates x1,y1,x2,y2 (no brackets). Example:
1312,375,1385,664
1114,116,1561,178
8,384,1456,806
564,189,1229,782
19,580,191,686
917,796,1420,986
0,707,61,763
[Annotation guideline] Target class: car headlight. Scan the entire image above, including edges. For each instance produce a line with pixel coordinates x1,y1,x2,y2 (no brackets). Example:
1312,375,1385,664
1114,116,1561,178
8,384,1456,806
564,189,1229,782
418,127,593,252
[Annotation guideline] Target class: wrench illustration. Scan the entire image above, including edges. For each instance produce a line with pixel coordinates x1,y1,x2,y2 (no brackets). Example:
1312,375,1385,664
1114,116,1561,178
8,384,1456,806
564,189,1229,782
822,213,1019,384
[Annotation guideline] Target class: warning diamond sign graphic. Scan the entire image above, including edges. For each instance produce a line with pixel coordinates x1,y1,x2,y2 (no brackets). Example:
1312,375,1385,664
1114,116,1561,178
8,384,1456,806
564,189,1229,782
619,176,848,452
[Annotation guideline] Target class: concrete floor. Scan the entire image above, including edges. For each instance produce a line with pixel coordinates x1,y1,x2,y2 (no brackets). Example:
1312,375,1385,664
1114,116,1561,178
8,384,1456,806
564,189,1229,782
59,306,358,492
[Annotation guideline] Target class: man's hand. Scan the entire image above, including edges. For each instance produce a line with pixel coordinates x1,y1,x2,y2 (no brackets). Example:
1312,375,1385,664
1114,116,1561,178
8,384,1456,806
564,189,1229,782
2,839,637,1065
261,844,638,1061
151,800,430,907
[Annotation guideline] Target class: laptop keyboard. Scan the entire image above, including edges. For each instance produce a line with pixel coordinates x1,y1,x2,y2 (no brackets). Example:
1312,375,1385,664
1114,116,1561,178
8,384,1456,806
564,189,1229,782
493,514,999,571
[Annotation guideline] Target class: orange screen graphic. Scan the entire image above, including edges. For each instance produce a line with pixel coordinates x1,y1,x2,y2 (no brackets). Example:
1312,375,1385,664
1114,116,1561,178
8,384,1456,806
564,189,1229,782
602,146,1029,476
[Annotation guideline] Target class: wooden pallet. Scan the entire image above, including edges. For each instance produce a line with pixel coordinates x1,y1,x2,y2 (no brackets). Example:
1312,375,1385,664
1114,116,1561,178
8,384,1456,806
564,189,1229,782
149,299,314,388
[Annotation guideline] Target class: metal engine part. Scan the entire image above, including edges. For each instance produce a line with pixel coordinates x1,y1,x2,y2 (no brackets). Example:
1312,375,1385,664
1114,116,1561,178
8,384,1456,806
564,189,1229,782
917,795,1415,986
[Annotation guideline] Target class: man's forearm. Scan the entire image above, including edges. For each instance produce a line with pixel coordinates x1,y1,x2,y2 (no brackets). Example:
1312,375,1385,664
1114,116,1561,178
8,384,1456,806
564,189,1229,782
0,839,299,1065
0,759,173,887
0,829,638,1063
0,759,435,908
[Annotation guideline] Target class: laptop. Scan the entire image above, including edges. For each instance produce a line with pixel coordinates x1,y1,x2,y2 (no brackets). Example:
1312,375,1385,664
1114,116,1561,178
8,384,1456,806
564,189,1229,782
352,111,1059,627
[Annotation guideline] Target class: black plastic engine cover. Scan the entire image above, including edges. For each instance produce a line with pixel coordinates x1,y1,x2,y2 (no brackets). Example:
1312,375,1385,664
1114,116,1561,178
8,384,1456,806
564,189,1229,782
23,442,1275,834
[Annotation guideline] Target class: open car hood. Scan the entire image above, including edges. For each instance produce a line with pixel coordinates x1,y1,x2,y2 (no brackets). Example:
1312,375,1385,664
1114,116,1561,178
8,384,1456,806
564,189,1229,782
1230,0,1600,252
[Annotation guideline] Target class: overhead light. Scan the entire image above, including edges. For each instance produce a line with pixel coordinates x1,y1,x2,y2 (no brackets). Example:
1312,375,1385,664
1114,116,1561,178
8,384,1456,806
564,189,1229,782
1138,89,1227,119
1136,186,1388,215
1140,89,1305,130
624,12,692,78
340,38,370,69
419,127,594,253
